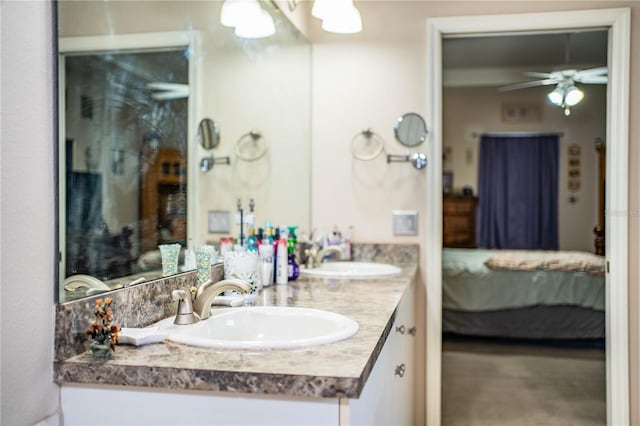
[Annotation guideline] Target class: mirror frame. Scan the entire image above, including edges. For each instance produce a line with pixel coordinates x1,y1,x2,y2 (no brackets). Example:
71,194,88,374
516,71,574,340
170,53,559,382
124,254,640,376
198,118,220,150
394,112,428,147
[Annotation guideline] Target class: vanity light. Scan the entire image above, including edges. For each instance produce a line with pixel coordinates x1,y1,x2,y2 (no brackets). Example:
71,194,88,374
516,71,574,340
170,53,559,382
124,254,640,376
313,0,362,34
221,0,275,39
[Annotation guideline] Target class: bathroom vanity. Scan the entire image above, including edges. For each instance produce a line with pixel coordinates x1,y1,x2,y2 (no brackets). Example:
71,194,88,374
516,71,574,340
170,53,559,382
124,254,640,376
55,245,419,425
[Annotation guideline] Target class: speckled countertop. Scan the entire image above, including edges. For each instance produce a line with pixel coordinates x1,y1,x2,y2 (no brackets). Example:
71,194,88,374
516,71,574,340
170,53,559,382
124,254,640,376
55,244,418,400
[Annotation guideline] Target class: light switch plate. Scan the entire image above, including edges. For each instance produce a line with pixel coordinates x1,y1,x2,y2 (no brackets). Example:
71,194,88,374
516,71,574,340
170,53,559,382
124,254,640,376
208,210,231,234
393,210,418,236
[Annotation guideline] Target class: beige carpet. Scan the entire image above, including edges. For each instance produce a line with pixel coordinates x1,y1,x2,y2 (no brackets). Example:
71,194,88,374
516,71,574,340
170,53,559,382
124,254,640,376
442,339,606,426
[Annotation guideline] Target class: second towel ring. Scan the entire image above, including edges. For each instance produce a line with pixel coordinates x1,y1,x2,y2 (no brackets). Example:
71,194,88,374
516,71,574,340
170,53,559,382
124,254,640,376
351,128,385,161
235,130,269,162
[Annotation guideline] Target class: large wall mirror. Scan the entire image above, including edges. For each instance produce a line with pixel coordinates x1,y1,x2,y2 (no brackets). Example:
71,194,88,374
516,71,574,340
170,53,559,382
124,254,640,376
57,0,311,302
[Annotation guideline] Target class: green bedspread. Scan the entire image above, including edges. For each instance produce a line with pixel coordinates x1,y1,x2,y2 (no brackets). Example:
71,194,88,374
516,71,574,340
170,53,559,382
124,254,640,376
442,248,605,312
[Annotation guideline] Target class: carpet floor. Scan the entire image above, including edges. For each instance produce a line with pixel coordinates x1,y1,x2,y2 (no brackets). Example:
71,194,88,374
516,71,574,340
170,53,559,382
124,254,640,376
442,337,606,426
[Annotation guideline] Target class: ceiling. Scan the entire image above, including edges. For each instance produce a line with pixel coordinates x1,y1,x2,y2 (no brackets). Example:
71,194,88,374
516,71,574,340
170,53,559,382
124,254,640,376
442,30,608,87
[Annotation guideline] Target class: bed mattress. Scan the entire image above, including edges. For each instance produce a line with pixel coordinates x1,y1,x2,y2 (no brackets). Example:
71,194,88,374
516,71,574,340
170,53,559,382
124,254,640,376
442,248,605,312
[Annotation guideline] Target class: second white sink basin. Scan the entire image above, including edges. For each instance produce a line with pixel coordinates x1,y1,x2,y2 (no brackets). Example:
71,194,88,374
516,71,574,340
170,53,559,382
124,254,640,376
300,261,402,279
155,306,359,350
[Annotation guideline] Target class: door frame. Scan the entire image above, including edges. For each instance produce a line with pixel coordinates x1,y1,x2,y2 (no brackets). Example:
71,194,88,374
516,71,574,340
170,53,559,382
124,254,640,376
425,8,631,426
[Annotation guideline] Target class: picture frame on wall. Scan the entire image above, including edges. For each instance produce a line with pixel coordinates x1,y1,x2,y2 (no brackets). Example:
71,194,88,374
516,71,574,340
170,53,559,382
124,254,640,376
443,170,453,194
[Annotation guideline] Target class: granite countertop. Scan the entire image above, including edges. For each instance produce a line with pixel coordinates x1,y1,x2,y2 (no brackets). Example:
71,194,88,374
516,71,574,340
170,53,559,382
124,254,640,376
55,264,416,399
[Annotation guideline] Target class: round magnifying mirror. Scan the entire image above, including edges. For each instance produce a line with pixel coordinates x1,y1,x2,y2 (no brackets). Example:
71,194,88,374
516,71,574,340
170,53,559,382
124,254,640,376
394,113,428,147
198,118,220,150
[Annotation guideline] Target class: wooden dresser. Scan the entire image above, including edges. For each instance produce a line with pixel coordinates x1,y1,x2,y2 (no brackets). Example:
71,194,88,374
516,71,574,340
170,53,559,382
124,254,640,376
443,195,477,248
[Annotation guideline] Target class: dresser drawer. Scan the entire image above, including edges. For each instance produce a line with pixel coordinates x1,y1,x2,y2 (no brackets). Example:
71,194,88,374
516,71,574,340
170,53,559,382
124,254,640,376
443,195,477,248
443,199,475,215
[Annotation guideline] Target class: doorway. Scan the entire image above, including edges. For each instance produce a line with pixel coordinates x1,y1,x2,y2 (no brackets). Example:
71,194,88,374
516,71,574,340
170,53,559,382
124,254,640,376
425,9,630,426
440,30,607,424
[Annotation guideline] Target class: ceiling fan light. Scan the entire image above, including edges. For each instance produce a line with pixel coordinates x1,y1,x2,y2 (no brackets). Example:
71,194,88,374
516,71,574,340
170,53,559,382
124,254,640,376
321,2,362,34
565,86,584,106
547,87,564,106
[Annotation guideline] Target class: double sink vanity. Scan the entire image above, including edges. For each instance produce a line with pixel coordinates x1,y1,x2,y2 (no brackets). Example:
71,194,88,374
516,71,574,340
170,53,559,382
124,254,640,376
55,244,419,425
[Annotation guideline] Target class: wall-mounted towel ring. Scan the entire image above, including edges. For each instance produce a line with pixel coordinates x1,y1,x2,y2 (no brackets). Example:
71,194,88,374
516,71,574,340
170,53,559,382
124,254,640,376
235,130,269,162
352,128,385,161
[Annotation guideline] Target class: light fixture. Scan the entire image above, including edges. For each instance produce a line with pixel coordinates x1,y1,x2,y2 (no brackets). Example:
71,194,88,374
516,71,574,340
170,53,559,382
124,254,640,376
564,85,584,106
547,80,584,116
311,0,331,20
313,0,362,34
220,0,275,39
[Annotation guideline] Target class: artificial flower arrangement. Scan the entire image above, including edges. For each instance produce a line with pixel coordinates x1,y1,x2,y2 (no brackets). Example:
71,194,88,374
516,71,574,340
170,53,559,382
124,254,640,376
86,298,121,358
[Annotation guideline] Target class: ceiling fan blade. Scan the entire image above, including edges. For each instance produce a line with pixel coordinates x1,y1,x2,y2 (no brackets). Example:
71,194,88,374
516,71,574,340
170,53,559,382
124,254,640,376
577,76,608,84
523,71,555,79
577,66,608,76
498,79,557,92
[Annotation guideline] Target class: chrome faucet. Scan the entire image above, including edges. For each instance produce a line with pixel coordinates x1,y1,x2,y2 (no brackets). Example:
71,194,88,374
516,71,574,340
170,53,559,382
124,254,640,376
304,245,343,269
172,279,252,325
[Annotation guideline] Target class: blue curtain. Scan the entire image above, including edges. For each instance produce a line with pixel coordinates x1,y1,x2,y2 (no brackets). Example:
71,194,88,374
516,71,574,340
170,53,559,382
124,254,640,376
477,134,559,250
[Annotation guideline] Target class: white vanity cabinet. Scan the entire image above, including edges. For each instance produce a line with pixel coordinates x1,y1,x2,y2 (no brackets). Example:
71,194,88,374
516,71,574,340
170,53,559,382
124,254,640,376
346,280,416,425
60,282,417,426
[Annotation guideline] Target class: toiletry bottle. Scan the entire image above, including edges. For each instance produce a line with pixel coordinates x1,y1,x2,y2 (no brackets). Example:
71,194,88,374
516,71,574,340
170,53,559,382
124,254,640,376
272,227,280,284
220,237,233,256
286,226,299,280
342,226,353,260
258,244,274,289
247,228,257,252
276,238,288,285
287,252,299,281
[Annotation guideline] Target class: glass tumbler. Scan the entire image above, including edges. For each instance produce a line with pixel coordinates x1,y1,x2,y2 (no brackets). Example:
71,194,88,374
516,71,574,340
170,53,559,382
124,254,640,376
195,246,213,285
158,243,181,276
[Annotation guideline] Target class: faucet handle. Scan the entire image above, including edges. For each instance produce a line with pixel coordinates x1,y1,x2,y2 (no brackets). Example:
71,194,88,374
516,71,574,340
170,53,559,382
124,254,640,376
172,289,199,325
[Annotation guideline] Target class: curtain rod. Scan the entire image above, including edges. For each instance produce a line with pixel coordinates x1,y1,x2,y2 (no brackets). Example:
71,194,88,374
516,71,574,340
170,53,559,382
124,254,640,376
472,131,564,138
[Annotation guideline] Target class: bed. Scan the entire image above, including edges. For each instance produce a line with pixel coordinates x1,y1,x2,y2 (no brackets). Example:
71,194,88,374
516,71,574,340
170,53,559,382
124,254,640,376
442,248,606,339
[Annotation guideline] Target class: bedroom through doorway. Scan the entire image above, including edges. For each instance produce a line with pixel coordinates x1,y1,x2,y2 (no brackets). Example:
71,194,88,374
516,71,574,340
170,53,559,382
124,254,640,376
440,31,608,426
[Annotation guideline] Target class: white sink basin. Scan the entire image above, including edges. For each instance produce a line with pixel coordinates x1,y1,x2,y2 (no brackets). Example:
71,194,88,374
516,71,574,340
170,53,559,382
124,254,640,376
300,261,402,279
155,306,358,350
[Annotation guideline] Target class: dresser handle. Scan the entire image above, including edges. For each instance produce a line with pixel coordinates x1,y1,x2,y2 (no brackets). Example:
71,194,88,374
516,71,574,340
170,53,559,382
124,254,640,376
395,363,406,378
395,325,406,334
408,326,416,336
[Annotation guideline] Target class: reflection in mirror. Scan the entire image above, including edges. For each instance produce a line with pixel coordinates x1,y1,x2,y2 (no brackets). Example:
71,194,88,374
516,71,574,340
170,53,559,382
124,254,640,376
57,1,311,302
394,112,428,147
61,48,190,301
198,118,220,150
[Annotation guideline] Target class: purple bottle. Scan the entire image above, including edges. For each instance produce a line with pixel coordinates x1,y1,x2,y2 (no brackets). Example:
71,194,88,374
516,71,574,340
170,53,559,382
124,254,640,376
287,253,299,281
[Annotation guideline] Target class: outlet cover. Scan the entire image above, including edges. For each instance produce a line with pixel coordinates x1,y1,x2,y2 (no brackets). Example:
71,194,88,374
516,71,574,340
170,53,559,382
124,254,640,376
208,210,231,234
393,210,418,236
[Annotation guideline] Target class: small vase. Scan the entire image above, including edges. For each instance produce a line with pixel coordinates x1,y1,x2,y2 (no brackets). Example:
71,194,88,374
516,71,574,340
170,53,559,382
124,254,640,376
90,342,113,359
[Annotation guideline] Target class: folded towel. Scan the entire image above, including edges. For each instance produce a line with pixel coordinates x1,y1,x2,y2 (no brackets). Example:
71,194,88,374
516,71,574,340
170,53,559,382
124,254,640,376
118,327,168,346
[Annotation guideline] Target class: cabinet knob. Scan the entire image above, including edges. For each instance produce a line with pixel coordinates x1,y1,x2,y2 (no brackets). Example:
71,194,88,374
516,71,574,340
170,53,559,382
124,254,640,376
395,363,406,378
408,326,416,336
395,325,406,335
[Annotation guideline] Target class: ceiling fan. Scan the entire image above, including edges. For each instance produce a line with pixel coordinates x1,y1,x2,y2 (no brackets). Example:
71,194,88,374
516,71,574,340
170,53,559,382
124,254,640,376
499,67,608,116
498,33,608,116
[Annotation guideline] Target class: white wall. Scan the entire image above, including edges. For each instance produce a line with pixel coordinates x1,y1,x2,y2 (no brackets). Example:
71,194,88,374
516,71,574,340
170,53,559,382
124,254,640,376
0,1,60,425
443,86,606,252
308,2,639,424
